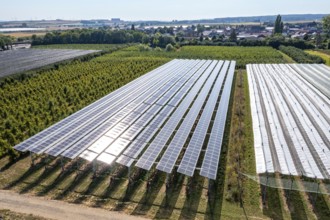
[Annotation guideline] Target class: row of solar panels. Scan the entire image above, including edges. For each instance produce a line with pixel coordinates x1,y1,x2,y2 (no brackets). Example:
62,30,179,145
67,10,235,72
248,64,330,180
15,59,235,180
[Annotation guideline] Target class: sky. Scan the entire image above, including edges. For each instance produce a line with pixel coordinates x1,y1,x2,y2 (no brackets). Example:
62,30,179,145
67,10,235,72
1,0,330,21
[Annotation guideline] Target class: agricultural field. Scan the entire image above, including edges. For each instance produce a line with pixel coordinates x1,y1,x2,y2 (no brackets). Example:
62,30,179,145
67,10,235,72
279,46,324,64
1,45,328,219
113,45,288,68
32,45,288,68
7,32,46,38
0,53,169,158
0,49,100,78
306,50,330,66
13,59,235,181
33,44,130,52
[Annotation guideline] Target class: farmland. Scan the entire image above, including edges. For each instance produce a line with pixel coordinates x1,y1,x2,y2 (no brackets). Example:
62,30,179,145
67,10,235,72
279,46,324,64
1,44,329,219
113,45,287,68
33,44,288,69
306,50,330,66
0,49,100,78
33,44,130,52
0,53,169,158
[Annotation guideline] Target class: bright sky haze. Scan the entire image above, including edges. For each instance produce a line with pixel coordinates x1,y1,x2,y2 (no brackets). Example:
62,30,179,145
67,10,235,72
2,0,330,21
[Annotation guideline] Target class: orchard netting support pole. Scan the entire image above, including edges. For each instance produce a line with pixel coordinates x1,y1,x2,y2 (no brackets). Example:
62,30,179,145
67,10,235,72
262,172,269,206
312,178,320,207
287,175,294,204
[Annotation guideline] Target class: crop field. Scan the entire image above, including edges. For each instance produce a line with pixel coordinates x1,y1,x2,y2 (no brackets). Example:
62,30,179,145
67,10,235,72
1,45,327,219
33,44,129,52
306,50,330,66
14,59,235,180
0,49,100,78
0,54,169,158
110,45,288,68
279,46,324,64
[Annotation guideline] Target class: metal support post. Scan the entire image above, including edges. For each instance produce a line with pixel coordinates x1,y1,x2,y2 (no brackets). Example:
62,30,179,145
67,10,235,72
165,173,170,205
60,157,64,172
287,176,294,203
312,179,320,207
30,152,34,166
262,173,269,206
92,160,97,178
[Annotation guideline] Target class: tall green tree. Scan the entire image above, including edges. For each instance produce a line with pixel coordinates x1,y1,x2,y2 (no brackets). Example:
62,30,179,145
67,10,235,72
322,15,330,36
229,29,237,42
315,32,322,48
273,15,284,35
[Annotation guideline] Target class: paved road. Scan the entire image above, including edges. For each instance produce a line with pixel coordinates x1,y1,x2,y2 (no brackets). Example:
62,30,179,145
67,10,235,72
0,190,147,220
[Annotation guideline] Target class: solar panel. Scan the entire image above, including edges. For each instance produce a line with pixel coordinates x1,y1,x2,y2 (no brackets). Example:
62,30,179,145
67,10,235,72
97,152,116,165
80,150,99,162
200,61,235,179
121,124,145,141
123,140,148,158
157,61,223,174
88,136,114,154
105,137,130,156
116,155,135,167
136,60,216,171
60,60,199,159
178,61,228,176
14,59,180,152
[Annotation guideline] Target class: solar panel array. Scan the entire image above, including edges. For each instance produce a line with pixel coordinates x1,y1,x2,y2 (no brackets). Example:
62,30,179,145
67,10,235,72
14,59,235,180
247,64,330,180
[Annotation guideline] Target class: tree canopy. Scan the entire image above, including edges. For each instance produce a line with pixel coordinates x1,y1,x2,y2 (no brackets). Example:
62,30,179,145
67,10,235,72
273,15,284,35
322,15,330,35
0,35,14,50
229,29,237,42
32,29,175,48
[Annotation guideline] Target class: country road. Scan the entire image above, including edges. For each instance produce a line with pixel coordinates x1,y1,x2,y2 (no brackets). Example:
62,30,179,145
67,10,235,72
0,190,147,220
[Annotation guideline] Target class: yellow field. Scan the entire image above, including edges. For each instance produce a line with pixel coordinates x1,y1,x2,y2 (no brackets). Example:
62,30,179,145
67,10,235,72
306,50,330,66
6,32,46,38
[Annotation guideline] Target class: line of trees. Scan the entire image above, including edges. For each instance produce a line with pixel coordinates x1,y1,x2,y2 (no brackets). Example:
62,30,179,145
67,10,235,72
0,35,14,50
32,29,175,48
279,46,325,63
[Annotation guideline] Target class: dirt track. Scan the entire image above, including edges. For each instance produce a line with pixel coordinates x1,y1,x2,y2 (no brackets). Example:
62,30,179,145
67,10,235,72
0,190,147,220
